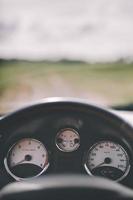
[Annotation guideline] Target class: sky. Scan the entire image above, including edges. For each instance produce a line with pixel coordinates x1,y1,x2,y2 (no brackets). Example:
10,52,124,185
0,0,133,62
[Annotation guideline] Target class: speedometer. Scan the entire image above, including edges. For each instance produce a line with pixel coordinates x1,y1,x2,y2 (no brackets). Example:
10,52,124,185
84,141,130,181
4,138,49,181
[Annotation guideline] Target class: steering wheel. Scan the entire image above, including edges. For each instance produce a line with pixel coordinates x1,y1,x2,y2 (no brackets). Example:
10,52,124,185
1,98,133,199
0,175,133,200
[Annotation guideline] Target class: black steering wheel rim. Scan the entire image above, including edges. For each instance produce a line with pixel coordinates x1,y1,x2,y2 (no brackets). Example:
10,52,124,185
1,175,133,200
0,97,133,131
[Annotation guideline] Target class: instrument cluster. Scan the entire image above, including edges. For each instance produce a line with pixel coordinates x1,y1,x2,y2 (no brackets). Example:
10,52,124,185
1,99,133,188
3,128,131,182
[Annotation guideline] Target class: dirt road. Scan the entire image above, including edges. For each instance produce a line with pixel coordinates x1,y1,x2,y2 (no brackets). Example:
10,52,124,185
0,73,108,113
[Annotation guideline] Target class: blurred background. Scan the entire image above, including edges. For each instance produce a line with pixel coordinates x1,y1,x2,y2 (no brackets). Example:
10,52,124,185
0,0,133,113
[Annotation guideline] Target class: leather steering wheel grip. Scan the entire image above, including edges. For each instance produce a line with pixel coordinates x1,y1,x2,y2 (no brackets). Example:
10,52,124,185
0,175,133,200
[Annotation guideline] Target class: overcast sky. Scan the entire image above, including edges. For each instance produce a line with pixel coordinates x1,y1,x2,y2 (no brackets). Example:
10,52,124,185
0,0,133,62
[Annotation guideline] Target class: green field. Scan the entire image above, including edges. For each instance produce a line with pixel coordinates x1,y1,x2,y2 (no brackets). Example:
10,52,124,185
0,61,133,113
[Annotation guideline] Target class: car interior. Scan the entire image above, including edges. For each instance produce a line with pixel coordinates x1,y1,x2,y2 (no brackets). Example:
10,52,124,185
0,98,133,199
1,0,133,199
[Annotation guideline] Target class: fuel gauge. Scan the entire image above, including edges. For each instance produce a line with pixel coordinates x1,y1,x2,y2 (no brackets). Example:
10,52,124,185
55,128,80,152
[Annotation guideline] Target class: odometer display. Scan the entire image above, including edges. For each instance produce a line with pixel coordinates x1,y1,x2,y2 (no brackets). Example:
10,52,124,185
84,141,130,181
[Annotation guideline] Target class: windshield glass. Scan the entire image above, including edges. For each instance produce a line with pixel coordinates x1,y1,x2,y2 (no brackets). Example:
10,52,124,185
0,0,133,113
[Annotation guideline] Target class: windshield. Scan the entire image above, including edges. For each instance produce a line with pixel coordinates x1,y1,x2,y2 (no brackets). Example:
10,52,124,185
0,0,133,113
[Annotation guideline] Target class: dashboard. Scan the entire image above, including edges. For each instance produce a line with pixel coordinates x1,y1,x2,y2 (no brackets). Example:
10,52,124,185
0,98,133,189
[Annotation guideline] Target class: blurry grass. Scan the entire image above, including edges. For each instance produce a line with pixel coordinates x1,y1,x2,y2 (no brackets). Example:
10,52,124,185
0,61,133,113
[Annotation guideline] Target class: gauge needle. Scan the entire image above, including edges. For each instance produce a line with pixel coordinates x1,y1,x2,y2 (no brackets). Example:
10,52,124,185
95,157,112,169
12,155,32,167
13,158,26,166
95,162,105,169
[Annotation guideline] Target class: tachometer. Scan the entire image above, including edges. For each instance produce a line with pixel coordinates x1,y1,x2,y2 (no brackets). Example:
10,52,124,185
84,141,130,181
4,138,49,181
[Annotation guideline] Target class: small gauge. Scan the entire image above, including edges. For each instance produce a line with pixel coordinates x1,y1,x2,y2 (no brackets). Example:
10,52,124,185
55,128,80,152
4,138,49,181
84,141,130,181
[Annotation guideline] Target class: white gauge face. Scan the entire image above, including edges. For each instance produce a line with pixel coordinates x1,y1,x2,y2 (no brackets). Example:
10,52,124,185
84,141,130,181
55,129,80,152
5,138,49,180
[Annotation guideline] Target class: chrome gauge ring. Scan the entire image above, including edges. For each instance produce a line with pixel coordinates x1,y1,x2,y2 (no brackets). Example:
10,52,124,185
4,138,49,181
84,141,130,182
